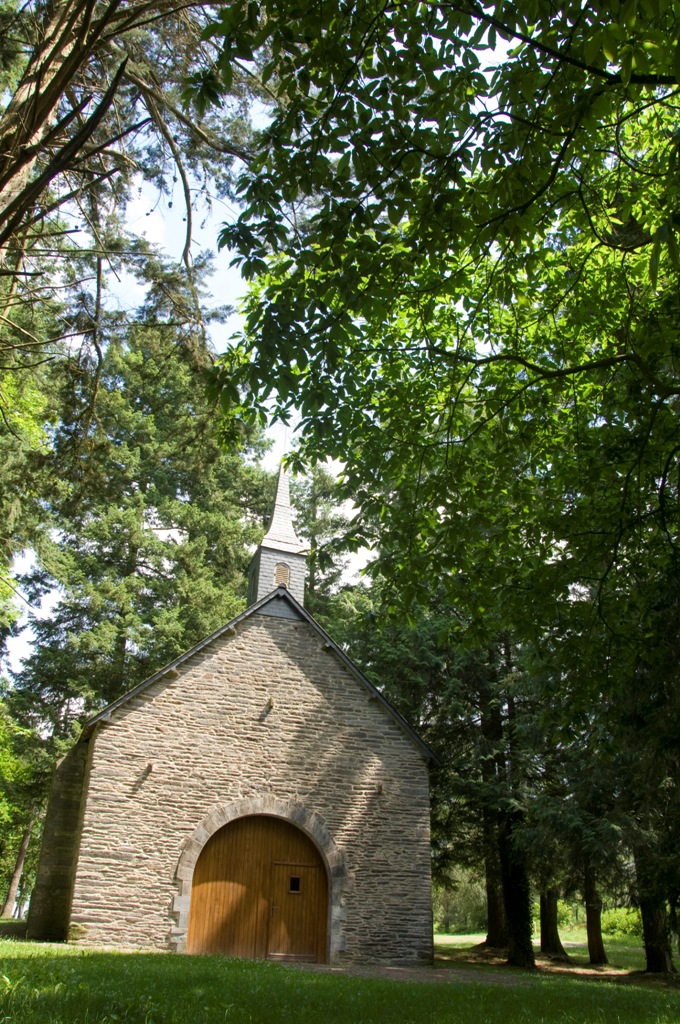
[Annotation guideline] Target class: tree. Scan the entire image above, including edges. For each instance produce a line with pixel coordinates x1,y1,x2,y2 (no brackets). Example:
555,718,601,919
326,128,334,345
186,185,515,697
0,0,251,265
615,577,680,974
0,700,49,917
325,579,541,967
0,0,255,394
2,253,275,910
207,0,680,364
201,1,680,636
290,465,351,620
200,2,680,971
8,271,272,739
0,239,68,633
0,0,264,620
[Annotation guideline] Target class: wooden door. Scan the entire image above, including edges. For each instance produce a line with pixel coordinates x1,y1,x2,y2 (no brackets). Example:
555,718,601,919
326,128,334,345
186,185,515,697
267,859,326,962
186,815,328,961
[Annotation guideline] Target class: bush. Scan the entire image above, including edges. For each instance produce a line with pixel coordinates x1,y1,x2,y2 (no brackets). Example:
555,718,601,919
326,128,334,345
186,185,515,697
557,899,576,928
433,869,487,934
531,898,580,935
601,907,643,938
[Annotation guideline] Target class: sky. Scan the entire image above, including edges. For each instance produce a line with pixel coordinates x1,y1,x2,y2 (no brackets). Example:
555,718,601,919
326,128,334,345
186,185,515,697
5,178,289,674
5,177,366,675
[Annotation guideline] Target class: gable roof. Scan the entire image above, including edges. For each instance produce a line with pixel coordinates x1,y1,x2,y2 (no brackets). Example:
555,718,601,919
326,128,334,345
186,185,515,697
82,586,437,762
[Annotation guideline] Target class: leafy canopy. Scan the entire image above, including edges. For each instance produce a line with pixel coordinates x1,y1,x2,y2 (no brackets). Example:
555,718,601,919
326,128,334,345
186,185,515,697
196,2,680,629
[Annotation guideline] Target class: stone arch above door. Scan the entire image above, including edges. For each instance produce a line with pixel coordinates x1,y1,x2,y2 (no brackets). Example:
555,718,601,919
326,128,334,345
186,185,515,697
170,797,348,956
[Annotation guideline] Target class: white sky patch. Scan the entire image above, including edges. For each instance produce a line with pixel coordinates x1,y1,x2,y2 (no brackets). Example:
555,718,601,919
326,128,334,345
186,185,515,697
4,551,61,675
104,176,249,350
125,186,172,249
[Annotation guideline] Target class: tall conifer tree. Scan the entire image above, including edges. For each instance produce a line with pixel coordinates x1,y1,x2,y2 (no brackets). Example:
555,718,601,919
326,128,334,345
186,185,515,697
9,268,271,740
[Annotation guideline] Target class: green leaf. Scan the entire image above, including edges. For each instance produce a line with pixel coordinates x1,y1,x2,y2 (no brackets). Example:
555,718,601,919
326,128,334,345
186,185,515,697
620,46,634,85
602,24,620,62
673,40,680,83
583,30,602,67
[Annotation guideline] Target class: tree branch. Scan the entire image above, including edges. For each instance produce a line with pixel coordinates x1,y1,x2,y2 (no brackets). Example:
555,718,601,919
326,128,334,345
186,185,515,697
0,60,129,249
444,0,677,87
119,60,250,162
141,93,193,270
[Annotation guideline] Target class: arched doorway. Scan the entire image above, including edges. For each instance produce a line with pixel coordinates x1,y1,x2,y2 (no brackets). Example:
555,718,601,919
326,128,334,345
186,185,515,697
186,815,328,961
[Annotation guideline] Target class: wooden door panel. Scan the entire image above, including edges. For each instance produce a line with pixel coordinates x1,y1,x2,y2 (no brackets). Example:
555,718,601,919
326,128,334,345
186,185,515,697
267,862,325,961
187,816,269,956
187,815,328,961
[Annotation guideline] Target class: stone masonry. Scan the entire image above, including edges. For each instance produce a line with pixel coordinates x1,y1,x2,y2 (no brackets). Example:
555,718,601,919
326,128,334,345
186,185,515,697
43,604,432,963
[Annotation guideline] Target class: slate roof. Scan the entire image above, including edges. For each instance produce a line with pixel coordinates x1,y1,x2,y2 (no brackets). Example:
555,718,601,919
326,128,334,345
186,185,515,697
260,469,307,554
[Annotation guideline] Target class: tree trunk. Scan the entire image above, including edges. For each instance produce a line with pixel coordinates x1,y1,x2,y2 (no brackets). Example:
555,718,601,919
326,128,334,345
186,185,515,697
1,823,33,919
539,887,568,959
634,847,676,973
640,895,676,973
497,668,535,969
479,676,509,949
0,0,191,256
583,864,608,965
498,812,536,968
0,2,87,240
483,813,508,947
485,863,508,948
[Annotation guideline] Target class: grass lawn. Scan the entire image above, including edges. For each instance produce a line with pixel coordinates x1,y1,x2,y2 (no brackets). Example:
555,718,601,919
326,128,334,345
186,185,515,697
559,929,647,972
435,929,648,973
1,939,679,1024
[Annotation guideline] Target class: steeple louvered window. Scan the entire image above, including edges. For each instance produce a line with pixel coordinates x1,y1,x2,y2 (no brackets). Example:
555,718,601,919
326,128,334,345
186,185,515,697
275,562,290,588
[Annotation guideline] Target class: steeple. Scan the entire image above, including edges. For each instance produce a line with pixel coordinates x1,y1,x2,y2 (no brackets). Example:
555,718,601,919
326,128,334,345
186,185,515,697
247,467,308,606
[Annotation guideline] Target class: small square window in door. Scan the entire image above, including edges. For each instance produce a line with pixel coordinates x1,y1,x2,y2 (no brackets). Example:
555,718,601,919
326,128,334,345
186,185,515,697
289,876,301,893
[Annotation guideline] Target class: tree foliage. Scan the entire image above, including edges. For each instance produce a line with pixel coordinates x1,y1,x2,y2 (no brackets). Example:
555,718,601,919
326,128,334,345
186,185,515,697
0,0,264,609
323,581,543,965
203,0,680,618
195,0,680,970
0,700,51,915
8,275,271,740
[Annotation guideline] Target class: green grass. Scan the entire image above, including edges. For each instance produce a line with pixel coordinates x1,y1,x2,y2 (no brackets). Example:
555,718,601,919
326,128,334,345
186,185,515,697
434,929,647,973
2,940,679,1024
557,929,647,972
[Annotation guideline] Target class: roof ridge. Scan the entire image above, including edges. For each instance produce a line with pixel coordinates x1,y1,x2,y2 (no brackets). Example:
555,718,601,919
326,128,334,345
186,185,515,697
82,586,438,763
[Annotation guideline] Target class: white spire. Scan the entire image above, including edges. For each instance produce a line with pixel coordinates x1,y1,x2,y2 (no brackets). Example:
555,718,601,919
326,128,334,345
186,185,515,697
247,465,308,606
261,467,307,555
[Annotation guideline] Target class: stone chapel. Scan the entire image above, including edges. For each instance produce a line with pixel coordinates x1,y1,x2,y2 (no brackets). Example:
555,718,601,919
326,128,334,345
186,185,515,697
28,470,434,964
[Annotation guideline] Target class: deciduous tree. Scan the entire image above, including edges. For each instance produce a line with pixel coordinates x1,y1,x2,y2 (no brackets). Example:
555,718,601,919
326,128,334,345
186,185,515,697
198,1,680,971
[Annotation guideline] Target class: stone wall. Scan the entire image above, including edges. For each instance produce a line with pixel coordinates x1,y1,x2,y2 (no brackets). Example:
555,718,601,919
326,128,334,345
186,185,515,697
67,611,433,963
27,738,93,941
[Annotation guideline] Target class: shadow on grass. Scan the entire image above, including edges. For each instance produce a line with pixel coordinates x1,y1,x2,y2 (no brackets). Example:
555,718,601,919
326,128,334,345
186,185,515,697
0,919,27,939
1,939,679,1024
433,935,680,989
